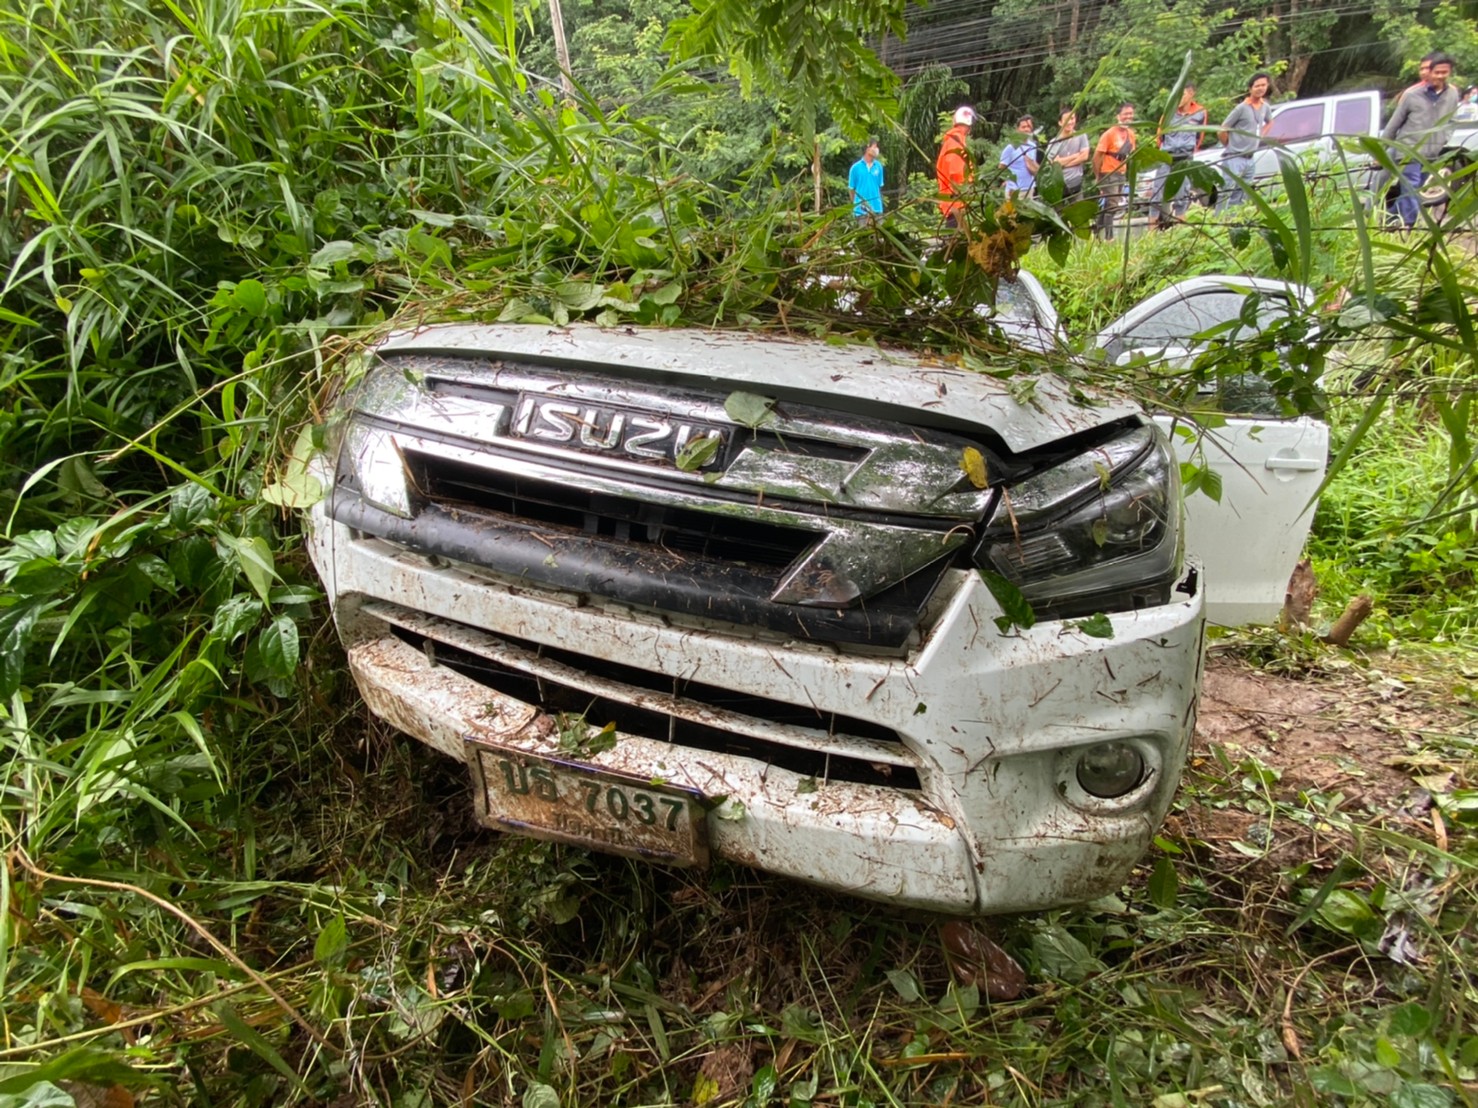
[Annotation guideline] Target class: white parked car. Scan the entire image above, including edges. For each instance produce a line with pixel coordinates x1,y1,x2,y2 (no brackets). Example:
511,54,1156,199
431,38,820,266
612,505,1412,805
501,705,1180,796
991,272,1329,626
308,326,1206,915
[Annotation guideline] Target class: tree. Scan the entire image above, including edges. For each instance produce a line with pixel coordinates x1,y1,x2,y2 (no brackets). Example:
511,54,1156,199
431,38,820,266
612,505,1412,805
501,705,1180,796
666,0,913,208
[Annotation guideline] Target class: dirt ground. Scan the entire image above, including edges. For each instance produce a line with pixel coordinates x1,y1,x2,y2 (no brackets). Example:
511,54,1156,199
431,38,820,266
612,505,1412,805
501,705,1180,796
1178,645,1473,853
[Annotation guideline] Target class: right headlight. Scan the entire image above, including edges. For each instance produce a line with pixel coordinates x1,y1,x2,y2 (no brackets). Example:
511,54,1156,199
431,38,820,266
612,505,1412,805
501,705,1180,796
976,423,1182,619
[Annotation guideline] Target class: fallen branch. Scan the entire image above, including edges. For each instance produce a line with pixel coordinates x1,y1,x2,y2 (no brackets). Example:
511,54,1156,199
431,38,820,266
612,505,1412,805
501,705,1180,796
1322,595,1373,647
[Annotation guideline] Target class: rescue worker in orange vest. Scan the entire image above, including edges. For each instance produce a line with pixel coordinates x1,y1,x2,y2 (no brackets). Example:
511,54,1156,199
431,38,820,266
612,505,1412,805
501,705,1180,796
936,106,976,228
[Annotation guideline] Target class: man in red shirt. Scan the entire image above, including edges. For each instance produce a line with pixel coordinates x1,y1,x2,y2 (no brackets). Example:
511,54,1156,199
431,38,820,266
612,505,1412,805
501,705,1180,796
1093,103,1137,239
936,106,975,228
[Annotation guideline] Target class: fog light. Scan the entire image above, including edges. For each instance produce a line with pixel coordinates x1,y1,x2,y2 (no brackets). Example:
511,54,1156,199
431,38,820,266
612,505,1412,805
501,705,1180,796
1076,742,1145,799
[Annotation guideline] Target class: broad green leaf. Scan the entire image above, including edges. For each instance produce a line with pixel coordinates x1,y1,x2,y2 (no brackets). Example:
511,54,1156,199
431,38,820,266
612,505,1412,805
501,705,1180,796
169,483,216,530
257,616,300,678
979,570,1035,633
555,281,605,310
1315,888,1383,942
780,1004,823,1043
1031,924,1103,982
0,599,44,700
260,468,324,508
885,968,921,1002
522,1083,560,1108
750,1065,778,1103
314,915,349,968
1388,1002,1434,1039
232,278,267,315
1075,613,1114,639
1389,1083,1455,1108
1148,855,1179,908
674,435,721,472
219,534,277,603
0,1081,77,1107
724,391,776,429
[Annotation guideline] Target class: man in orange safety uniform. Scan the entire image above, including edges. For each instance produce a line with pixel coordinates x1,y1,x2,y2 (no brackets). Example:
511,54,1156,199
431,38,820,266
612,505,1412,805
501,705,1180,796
936,106,975,228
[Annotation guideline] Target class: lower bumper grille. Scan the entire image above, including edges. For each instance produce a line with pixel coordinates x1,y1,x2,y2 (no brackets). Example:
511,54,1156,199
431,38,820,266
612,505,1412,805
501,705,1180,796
358,601,922,791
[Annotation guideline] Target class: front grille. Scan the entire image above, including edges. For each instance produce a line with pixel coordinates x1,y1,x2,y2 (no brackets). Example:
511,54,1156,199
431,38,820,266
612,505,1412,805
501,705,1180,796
411,451,812,570
384,621,922,791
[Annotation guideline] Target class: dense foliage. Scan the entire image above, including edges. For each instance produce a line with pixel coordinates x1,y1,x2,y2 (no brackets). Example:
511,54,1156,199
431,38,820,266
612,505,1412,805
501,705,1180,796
0,0,1475,1104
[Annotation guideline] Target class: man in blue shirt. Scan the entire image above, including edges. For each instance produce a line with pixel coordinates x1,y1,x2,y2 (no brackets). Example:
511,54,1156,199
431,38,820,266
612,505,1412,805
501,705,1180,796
848,138,884,224
999,116,1038,200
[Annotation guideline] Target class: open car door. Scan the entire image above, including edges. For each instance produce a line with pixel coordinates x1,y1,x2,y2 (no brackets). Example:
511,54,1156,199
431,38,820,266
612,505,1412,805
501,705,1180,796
1095,277,1330,627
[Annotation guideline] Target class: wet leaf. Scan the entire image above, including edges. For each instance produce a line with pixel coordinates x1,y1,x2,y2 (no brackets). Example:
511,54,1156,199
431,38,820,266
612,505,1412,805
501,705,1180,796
979,571,1035,632
960,447,989,489
675,434,721,471
1075,613,1114,639
750,1065,778,1102
724,390,776,429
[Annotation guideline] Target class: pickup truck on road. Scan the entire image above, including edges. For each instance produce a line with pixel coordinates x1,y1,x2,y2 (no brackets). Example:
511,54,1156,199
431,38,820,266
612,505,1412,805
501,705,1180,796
1188,88,1478,200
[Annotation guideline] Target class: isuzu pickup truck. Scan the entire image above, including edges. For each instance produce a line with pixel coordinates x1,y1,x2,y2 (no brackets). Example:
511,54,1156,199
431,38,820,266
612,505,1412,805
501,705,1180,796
306,289,1323,914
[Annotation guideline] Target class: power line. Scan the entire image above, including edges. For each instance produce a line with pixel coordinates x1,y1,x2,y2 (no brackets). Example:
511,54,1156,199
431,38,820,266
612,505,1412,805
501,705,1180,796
886,0,1442,81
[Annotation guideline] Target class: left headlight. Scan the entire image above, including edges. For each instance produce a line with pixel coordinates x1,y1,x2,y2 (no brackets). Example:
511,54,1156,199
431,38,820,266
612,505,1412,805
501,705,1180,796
976,423,1182,619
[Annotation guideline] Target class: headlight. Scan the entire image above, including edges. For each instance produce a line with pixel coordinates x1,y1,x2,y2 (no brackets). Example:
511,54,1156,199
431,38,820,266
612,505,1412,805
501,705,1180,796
1075,742,1146,798
977,423,1182,619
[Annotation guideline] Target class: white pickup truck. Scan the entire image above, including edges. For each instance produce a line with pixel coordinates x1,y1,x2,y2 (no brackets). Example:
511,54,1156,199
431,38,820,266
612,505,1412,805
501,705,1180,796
307,275,1327,916
1189,87,1478,196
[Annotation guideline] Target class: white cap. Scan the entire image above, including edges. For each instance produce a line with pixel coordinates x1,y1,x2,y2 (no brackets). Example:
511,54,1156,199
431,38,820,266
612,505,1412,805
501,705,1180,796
953,106,975,126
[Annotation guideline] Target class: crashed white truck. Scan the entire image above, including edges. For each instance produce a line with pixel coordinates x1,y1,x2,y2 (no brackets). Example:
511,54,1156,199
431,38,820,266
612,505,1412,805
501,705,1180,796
306,316,1315,915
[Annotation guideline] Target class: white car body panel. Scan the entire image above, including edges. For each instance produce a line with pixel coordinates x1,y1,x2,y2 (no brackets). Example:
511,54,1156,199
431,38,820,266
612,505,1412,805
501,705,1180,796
995,272,1329,626
308,326,1205,914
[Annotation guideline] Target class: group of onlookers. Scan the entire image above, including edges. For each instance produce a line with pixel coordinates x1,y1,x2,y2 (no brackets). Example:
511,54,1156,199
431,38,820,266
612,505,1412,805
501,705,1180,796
845,54,1469,235
964,74,1275,239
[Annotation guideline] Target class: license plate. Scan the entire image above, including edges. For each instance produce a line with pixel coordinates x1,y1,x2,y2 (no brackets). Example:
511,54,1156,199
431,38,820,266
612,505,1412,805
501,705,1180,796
465,740,710,867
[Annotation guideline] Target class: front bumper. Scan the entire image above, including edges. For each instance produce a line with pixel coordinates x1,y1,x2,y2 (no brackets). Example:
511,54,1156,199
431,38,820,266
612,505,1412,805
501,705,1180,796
309,502,1205,915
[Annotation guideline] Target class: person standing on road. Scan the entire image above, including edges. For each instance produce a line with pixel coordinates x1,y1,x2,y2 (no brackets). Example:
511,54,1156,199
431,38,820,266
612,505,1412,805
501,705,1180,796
848,138,885,225
1093,103,1137,239
999,115,1039,200
1045,108,1091,204
1382,51,1460,229
1216,72,1273,210
1149,84,1207,229
937,106,976,228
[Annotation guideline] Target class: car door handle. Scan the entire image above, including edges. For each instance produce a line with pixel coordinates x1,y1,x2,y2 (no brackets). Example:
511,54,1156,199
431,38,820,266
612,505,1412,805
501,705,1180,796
1264,456,1322,472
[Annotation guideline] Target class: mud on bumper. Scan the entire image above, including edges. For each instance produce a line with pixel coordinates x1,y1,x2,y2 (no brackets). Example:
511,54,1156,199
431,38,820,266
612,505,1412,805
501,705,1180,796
310,505,1205,915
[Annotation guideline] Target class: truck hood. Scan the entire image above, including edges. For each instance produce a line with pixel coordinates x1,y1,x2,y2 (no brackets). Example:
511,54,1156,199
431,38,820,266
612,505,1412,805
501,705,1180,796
373,324,1139,455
